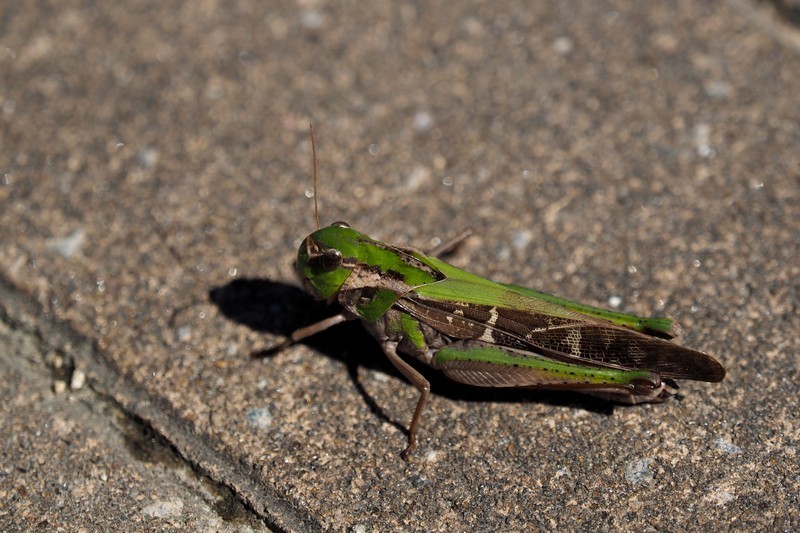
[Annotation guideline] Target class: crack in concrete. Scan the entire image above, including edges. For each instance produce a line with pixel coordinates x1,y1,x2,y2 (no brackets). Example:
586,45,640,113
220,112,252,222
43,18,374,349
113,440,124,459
0,274,315,532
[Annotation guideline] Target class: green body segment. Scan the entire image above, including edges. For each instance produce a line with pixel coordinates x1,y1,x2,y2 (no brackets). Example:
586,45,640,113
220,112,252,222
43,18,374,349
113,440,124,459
433,344,657,388
400,312,427,350
503,283,677,336
415,255,676,336
356,289,398,322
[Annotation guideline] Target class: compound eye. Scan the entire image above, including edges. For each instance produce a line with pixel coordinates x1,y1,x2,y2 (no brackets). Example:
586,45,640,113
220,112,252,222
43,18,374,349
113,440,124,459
322,248,343,271
330,221,350,228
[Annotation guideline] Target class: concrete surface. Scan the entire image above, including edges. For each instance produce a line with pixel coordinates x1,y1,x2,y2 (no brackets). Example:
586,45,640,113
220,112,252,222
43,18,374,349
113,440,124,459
1,0,798,530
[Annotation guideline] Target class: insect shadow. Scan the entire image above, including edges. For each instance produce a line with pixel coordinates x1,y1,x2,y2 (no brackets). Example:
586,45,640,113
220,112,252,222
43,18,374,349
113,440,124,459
209,278,617,432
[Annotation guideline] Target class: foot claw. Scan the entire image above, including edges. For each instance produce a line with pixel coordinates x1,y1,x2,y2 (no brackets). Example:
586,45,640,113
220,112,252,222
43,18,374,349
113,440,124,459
400,441,417,462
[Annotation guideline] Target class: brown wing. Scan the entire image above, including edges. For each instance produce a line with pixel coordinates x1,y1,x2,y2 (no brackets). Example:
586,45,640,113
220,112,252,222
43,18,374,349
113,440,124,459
396,295,725,382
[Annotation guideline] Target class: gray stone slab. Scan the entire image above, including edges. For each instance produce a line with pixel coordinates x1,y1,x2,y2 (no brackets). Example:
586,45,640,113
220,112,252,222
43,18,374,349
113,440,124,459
1,0,798,530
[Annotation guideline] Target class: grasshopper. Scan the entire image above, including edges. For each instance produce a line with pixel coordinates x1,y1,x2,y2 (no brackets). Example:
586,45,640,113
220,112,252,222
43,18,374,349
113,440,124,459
277,125,725,460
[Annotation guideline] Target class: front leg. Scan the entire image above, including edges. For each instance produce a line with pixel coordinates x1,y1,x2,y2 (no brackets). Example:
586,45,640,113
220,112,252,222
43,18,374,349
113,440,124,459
381,340,431,461
253,312,352,357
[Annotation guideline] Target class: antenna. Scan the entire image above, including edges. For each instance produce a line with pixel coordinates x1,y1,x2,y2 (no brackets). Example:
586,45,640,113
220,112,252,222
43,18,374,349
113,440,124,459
310,123,320,230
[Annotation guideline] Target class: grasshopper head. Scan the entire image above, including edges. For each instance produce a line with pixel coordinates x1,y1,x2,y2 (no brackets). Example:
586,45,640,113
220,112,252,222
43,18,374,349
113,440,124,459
296,221,363,302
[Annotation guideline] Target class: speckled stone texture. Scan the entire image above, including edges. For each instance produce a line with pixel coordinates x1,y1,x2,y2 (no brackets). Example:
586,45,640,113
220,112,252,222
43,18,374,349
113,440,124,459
1,1,798,530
